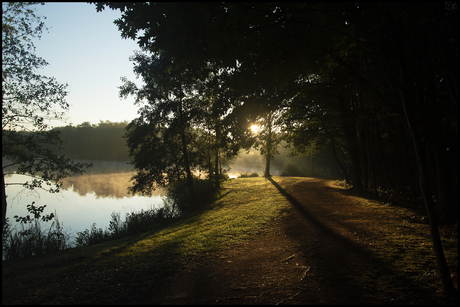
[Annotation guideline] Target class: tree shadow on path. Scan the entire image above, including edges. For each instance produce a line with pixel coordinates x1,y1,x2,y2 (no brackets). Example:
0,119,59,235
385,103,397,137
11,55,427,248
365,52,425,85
267,176,452,304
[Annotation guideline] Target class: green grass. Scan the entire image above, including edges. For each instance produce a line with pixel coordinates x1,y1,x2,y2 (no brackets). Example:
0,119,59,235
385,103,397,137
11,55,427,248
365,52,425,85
2,177,291,304
5,176,456,304
105,177,288,261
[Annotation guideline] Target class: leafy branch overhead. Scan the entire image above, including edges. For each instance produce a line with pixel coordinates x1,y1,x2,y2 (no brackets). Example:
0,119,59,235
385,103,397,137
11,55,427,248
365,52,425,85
94,2,457,298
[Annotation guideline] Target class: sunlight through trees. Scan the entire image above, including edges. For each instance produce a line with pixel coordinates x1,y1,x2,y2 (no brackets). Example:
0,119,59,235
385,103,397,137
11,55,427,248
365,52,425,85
93,2,457,297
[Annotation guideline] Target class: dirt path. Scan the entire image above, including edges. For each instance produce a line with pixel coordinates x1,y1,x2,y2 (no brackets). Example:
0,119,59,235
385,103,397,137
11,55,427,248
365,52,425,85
136,177,456,304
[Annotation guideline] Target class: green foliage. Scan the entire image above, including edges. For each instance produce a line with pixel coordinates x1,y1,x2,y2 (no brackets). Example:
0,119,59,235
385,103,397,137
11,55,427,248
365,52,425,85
2,204,72,260
13,202,55,224
119,47,212,200
166,178,219,213
107,211,125,238
95,1,455,192
74,202,180,248
238,172,259,178
280,162,307,177
124,119,190,194
74,223,111,247
53,121,130,161
2,2,69,132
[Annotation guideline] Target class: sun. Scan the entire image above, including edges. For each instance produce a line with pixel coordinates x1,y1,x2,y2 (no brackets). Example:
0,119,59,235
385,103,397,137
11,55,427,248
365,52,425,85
250,124,261,134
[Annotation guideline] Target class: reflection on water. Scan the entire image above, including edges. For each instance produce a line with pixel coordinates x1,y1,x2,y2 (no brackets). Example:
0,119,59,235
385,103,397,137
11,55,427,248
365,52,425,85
61,172,165,199
4,159,166,199
4,163,166,237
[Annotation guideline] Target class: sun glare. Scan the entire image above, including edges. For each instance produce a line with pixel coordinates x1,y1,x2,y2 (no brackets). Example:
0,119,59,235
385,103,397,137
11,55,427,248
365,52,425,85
250,124,261,134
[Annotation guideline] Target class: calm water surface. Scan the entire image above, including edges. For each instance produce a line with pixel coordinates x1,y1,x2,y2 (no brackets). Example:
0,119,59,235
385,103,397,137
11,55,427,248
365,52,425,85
4,161,166,238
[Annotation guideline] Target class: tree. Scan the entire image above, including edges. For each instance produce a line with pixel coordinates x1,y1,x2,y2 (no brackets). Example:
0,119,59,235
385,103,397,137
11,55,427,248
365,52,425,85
284,81,351,182
198,66,257,186
2,2,90,230
385,4,457,297
119,49,206,206
120,50,255,202
251,107,284,178
94,2,457,298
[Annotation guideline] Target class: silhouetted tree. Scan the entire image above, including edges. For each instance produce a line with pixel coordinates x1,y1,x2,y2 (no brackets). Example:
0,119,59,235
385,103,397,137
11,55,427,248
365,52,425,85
94,2,457,298
118,49,206,206
2,2,90,231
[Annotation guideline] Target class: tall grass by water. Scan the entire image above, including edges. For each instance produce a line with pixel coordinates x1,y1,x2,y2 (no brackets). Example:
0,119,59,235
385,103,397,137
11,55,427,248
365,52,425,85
73,200,180,248
2,198,182,260
2,214,72,261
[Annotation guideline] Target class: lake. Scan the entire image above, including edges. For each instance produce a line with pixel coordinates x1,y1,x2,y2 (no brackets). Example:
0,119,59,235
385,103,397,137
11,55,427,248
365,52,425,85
3,159,269,241
3,160,168,239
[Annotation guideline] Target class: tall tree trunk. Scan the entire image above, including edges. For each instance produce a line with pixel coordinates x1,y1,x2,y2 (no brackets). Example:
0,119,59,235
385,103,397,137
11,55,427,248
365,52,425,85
363,118,378,194
264,154,271,177
400,107,456,299
330,137,350,184
178,99,195,206
429,133,457,224
338,92,363,191
417,30,457,225
208,129,213,182
2,171,7,233
375,119,395,189
391,20,457,299
264,112,272,178
398,120,418,197
214,141,220,188
359,124,369,190
180,129,195,205
214,125,220,188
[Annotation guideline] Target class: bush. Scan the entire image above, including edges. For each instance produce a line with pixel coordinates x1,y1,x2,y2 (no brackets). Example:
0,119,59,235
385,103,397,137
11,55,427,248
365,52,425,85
166,178,219,213
280,162,306,177
74,202,181,248
108,211,126,239
74,223,111,247
238,172,259,178
2,204,72,260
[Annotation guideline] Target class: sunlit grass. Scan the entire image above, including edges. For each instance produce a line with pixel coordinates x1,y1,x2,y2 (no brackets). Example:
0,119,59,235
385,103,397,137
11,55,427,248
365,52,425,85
5,176,455,304
94,177,288,260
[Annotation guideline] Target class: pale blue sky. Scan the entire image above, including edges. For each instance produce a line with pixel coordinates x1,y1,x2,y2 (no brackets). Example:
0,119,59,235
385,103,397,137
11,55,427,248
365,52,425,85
31,2,142,127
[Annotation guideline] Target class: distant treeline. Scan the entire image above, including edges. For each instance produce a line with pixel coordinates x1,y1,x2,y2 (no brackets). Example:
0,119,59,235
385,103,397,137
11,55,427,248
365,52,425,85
53,121,130,161
49,121,341,176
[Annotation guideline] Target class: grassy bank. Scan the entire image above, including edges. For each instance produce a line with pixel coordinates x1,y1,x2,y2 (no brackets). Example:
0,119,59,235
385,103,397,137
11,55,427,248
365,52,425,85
3,176,457,304
2,177,291,304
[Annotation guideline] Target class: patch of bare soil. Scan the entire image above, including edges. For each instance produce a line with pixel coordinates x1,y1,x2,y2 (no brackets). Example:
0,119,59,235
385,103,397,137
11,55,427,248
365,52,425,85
134,177,457,305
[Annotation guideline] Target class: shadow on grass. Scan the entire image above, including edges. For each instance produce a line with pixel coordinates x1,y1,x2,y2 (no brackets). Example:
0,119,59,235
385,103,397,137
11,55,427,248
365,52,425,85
267,177,370,254
333,181,428,216
2,201,220,304
267,176,453,304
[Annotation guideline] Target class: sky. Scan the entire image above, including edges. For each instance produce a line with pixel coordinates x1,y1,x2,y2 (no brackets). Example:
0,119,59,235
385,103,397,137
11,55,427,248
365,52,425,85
29,2,143,127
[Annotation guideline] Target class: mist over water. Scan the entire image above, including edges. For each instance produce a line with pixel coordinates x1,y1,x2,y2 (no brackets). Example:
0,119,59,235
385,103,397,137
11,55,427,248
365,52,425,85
60,172,165,198
4,160,166,237
3,151,340,240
